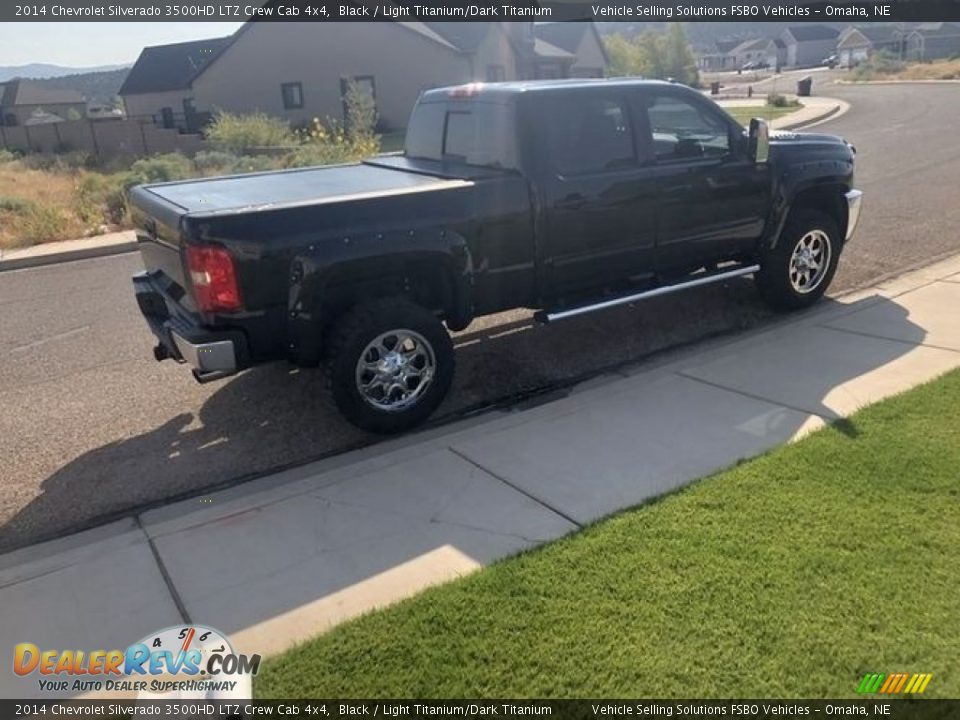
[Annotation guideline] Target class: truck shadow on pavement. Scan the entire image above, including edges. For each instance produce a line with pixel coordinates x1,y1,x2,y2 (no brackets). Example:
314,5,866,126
2,290,927,566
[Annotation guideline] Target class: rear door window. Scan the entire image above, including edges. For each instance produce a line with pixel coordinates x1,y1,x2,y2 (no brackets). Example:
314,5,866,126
542,95,637,176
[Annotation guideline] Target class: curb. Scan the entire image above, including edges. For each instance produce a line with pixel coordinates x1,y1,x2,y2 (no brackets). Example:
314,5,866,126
0,237,137,273
776,99,847,131
835,78,960,85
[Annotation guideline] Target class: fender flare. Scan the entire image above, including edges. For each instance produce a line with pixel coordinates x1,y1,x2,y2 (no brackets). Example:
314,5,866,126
285,227,474,364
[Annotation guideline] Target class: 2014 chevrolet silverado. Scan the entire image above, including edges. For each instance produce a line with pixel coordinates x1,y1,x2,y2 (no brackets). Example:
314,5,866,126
130,79,863,433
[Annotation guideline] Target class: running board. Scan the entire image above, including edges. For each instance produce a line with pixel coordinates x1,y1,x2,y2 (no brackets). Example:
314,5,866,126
536,264,761,323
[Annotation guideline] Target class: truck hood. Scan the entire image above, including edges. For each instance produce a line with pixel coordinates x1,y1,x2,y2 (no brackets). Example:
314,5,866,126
771,130,848,146
769,130,855,163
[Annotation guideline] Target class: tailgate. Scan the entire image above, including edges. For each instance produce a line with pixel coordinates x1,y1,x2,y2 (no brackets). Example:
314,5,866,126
128,186,195,313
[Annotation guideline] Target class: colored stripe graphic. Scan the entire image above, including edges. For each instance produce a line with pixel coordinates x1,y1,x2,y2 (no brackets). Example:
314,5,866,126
858,672,932,694
857,673,885,694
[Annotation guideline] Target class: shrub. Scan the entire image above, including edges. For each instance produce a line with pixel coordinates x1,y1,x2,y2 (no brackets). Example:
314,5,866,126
766,92,789,107
13,202,70,245
0,149,19,164
848,51,906,80
193,150,278,176
225,155,278,174
122,153,194,190
205,110,294,154
19,151,92,172
284,120,379,168
343,79,378,143
0,196,33,214
192,150,242,175
75,173,128,226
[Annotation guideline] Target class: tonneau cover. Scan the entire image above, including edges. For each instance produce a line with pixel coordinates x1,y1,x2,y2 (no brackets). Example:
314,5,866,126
136,161,468,217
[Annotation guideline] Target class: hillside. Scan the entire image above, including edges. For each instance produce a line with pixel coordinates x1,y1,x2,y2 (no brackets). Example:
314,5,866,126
3,68,130,106
0,63,128,83
597,21,854,48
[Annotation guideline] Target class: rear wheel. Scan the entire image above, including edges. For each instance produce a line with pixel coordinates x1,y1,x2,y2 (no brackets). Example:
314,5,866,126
757,209,841,311
326,299,454,434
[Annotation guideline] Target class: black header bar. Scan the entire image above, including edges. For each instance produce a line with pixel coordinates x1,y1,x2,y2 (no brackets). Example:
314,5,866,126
2,699,959,719
5,0,960,22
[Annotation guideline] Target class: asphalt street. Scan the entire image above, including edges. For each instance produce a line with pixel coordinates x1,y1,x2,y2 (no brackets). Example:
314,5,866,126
2,80,959,552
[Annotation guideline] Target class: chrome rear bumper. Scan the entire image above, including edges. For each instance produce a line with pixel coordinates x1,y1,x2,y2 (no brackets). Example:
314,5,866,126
845,189,864,241
171,332,237,373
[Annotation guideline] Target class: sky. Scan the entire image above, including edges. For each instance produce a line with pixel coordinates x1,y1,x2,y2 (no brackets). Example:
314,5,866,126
0,23,246,67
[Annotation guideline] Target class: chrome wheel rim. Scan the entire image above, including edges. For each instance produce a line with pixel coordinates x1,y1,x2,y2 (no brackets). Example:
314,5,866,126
355,329,436,412
789,229,832,294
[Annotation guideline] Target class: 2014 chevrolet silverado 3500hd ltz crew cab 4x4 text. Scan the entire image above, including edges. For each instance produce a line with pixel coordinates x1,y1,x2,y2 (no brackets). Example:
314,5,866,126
130,79,863,433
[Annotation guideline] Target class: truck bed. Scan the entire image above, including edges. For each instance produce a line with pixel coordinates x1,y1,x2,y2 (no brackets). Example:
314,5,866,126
133,161,471,220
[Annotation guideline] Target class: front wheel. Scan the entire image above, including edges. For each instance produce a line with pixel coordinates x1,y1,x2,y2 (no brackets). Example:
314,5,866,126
326,299,455,434
756,209,841,311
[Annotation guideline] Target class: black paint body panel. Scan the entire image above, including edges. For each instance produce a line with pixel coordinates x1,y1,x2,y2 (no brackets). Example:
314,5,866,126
128,80,855,368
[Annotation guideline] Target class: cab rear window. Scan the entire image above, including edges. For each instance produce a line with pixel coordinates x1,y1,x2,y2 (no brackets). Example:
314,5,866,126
405,100,517,170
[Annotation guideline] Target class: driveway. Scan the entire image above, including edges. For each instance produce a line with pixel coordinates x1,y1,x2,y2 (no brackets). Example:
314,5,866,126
2,80,959,552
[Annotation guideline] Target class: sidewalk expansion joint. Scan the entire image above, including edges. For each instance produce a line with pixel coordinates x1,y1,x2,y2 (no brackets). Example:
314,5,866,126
675,371,835,424
135,516,192,625
447,447,584,530
814,323,960,354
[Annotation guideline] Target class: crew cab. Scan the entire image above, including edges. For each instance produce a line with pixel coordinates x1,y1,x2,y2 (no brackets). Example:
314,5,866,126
130,79,863,433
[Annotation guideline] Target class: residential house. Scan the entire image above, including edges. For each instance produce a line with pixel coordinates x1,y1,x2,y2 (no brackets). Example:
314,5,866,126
697,37,785,72
836,26,904,67
120,21,607,133
732,38,785,68
905,22,960,61
117,36,232,132
780,25,841,67
533,22,608,77
0,79,86,127
696,39,742,72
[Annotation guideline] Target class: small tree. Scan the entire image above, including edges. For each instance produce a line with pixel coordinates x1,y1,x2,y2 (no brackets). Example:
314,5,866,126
342,79,378,142
603,24,699,86
661,23,700,87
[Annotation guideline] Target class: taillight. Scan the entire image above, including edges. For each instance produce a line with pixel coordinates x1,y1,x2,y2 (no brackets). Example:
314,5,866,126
186,245,242,313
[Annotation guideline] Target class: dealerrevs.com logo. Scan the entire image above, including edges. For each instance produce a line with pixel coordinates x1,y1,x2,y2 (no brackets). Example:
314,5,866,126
13,625,261,694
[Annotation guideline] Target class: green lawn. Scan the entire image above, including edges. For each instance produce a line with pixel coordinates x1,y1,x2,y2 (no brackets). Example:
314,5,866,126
256,369,960,699
725,103,802,127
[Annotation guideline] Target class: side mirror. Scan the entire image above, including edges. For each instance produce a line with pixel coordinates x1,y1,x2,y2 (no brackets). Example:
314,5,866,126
749,118,770,164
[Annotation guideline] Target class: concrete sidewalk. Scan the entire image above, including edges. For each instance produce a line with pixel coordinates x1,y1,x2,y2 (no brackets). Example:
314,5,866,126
0,230,137,272
3,253,960,699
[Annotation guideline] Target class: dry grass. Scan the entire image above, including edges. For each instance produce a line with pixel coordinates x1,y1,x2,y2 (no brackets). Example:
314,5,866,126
0,161,88,249
848,57,960,82
894,58,960,80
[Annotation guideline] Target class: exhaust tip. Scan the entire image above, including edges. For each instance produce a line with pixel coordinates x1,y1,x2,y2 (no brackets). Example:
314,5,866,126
192,368,231,384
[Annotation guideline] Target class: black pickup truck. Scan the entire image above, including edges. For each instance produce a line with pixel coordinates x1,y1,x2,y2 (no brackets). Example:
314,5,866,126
131,79,862,433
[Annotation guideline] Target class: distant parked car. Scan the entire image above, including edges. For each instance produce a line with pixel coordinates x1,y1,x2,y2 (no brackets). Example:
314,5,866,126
822,54,839,68
741,60,770,71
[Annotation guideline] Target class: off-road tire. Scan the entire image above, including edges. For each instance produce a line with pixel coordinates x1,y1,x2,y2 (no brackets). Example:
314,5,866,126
326,298,454,434
757,209,841,311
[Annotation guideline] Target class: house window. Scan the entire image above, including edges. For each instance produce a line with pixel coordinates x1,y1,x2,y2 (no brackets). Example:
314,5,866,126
281,82,304,110
486,64,506,82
